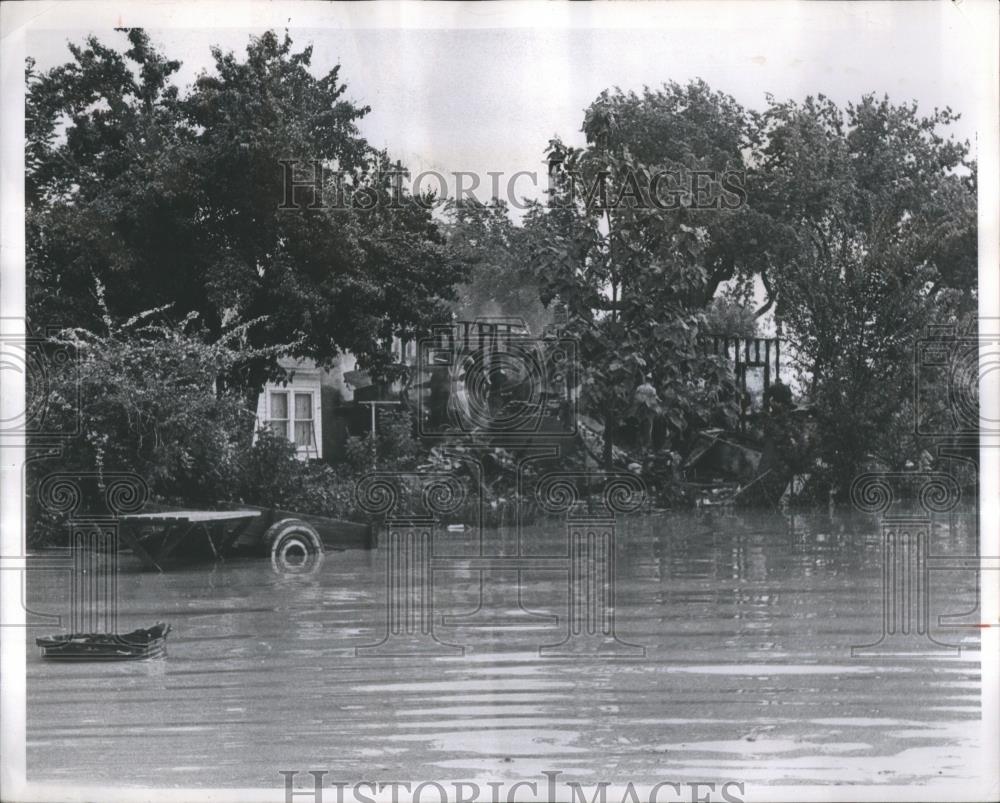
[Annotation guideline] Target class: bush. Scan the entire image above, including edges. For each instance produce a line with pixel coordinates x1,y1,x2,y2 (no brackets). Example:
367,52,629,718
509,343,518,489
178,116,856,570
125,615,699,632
26,311,269,545
227,410,428,524
342,408,420,474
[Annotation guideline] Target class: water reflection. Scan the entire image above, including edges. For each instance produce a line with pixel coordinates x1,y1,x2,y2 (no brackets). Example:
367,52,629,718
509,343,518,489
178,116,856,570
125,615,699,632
27,506,982,788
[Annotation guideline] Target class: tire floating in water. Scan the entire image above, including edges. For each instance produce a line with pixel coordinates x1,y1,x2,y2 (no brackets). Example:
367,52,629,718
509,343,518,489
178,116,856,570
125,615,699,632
265,518,324,574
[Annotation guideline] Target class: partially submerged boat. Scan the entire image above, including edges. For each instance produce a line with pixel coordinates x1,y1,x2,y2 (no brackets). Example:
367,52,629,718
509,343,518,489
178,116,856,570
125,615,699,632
35,622,171,661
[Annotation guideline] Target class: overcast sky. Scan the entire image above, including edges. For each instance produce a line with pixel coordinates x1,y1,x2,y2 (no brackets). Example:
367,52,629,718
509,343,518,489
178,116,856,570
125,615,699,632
23,1,988,208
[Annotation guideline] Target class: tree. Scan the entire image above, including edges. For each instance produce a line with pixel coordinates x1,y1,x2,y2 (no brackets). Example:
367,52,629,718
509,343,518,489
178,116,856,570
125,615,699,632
705,290,759,338
442,198,552,334
573,81,764,312
527,83,749,466
26,29,465,406
750,94,977,491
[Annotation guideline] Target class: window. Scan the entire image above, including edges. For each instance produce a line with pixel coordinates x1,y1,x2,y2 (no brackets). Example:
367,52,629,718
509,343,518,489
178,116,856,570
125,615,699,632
267,391,316,452
294,392,314,448
268,392,289,439
391,335,416,366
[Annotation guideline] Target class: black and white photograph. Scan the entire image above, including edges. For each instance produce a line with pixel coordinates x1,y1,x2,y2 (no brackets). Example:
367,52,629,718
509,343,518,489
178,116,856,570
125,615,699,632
1,2,998,802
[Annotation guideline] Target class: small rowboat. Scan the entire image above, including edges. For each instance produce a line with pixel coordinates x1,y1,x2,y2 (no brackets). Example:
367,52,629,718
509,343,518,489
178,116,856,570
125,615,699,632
35,623,171,661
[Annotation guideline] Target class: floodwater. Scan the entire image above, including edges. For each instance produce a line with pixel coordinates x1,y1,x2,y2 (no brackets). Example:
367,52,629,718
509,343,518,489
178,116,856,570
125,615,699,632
26,507,987,793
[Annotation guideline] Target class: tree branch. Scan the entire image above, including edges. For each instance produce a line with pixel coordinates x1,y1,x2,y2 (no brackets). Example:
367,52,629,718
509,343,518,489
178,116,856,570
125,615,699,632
754,266,776,318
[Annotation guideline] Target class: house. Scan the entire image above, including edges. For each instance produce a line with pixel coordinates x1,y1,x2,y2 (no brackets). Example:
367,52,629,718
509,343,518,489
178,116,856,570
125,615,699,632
253,320,545,460
254,339,415,461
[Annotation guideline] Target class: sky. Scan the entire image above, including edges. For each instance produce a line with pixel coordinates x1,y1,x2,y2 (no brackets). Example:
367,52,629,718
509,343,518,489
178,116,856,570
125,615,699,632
22,1,989,210
16,0,993,340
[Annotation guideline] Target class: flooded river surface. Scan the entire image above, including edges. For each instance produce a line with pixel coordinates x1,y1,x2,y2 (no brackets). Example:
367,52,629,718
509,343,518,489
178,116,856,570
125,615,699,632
26,507,987,793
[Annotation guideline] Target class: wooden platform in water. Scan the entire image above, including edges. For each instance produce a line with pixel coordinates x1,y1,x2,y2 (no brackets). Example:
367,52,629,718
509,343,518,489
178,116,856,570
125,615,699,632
120,510,262,524
117,503,373,571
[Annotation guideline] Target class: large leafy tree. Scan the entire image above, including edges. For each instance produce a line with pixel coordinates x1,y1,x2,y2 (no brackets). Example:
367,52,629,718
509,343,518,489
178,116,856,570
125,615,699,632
573,81,764,312
751,94,977,491
527,81,749,466
26,29,463,403
529,81,977,486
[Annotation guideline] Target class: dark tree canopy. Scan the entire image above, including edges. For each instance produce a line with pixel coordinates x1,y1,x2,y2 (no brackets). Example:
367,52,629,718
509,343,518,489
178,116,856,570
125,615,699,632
529,80,977,481
27,29,464,393
577,81,760,310
27,40,979,495
748,93,977,489
527,82,750,466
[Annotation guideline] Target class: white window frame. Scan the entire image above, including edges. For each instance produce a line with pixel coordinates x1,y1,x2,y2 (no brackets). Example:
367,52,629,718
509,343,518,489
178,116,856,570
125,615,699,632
265,388,319,458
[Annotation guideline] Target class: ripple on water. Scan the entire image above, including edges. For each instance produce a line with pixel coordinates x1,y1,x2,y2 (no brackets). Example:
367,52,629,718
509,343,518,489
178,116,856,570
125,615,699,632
26,507,983,788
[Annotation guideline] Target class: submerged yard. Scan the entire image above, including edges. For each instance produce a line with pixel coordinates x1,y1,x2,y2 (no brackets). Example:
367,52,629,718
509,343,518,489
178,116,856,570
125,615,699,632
26,506,985,791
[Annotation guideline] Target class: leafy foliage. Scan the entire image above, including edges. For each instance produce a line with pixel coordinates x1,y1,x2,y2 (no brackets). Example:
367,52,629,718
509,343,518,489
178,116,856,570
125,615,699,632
443,198,552,334
233,408,423,523
704,292,759,338
529,82,976,490
27,308,272,545
41,308,272,502
750,94,976,491
575,81,762,310
341,408,421,475
526,83,746,465
26,43,979,510
26,29,464,400
27,305,432,545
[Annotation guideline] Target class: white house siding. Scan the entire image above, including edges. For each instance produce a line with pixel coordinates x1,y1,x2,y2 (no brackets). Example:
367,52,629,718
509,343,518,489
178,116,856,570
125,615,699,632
254,345,413,461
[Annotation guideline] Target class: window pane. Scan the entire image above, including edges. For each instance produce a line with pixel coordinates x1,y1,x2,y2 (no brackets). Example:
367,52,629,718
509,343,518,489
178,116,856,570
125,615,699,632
294,393,312,420
269,419,289,439
294,421,313,448
270,392,288,419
